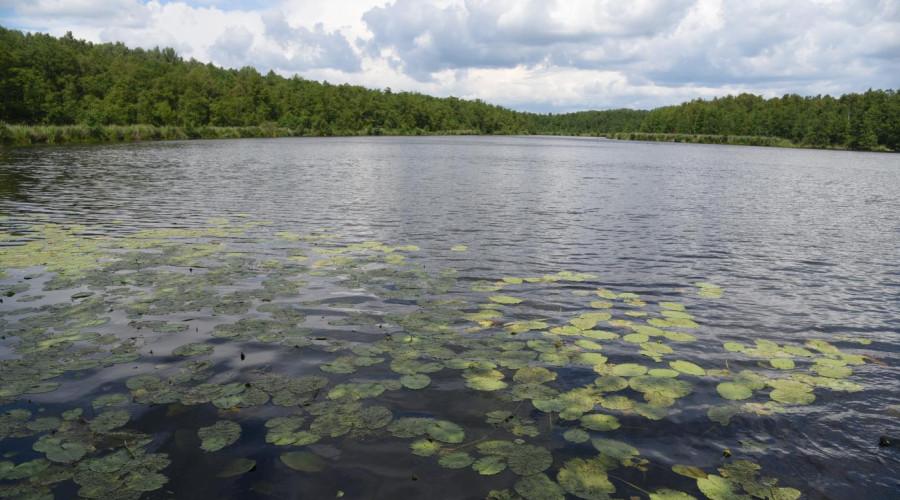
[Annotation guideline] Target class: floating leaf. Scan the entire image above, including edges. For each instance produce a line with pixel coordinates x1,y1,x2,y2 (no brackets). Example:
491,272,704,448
490,295,523,305
172,343,214,357
707,405,741,426
473,455,506,475
198,420,241,452
507,444,553,475
672,464,707,479
770,358,795,370
280,451,326,472
33,436,89,464
438,452,474,469
563,428,590,443
217,458,256,478
579,413,620,431
591,438,639,462
557,456,616,498
670,360,706,376
612,363,647,377
89,410,130,433
410,439,441,457
514,473,565,500
650,489,697,500
514,366,556,384
717,382,753,401
400,374,431,390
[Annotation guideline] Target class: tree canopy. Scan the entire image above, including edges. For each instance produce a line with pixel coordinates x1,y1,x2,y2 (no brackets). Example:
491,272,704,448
0,27,896,151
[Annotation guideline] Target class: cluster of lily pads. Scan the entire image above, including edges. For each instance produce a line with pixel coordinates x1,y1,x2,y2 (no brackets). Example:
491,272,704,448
0,217,874,499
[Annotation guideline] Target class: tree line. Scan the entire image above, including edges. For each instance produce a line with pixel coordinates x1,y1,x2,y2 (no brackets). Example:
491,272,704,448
1,27,897,151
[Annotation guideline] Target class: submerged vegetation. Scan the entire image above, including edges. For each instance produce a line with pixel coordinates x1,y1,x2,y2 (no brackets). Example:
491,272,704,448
1,27,898,150
0,214,877,498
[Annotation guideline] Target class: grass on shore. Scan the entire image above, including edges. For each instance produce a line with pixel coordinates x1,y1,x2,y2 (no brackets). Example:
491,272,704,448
608,132,796,148
2,123,891,152
0,123,489,147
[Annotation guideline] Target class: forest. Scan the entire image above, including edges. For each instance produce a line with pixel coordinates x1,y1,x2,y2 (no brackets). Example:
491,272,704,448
1,27,897,151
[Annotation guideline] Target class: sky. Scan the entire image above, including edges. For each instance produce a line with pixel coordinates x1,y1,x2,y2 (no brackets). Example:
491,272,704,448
0,0,897,112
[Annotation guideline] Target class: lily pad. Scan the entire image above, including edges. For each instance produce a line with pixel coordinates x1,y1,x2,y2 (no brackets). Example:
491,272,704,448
281,451,326,472
217,458,256,478
172,343,214,357
410,439,441,457
514,473,565,500
670,360,706,376
612,363,647,377
717,382,753,401
198,420,241,452
563,428,590,443
579,413,621,431
438,452,474,469
473,455,507,475
490,295,523,305
557,456,616,499
400,374,431,390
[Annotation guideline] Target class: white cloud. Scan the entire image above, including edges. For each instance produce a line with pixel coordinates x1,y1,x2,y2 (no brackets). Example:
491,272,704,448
1,0,897,111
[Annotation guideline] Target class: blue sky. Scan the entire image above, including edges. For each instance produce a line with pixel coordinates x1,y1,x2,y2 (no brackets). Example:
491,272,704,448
1,1,897,112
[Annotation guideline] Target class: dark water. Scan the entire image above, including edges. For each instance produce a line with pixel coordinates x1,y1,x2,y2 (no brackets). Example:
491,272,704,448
0,136,898,499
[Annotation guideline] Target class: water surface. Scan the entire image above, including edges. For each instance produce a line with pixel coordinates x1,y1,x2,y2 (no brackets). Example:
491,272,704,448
1,136,898,499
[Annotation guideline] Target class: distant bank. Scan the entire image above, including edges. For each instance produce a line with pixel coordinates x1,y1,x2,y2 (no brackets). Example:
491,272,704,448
0,27,897,152
2,124,869,153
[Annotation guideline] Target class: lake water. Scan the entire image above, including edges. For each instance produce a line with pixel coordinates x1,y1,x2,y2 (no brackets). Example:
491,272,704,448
0,136,898,499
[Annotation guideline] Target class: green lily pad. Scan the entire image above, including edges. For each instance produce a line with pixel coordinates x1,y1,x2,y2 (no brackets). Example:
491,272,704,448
217,458,256,478
400,374,431,390
696,474,737,499
579,413,621,431
89,410,130,433
172,343,214,357
591,438,639,462
514,366,556,384
672,464,707,479
198,420,241,452
410,439,441,457
557,456,616,498
771,358,796,370
490,295,523,305
612,363,647,377
670,360,706,376
281,451,326,472
649,489,697,500
812,363,852,379
507,444,553,475
563,428,590,443
92,393,130,410
717,382,753,401
0,458,50,480
438,452,474,469
473,455,506,475
514,473,565,500
33,436,89,463
769,388,815,405
707,405,741,426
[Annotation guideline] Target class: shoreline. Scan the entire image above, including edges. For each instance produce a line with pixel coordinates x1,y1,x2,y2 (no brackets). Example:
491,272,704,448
0,123,893,153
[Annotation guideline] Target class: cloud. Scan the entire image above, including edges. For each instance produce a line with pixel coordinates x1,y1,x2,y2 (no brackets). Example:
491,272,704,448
259,12,361,72
1,1,360,72
1,0,897,111
360,0,696,78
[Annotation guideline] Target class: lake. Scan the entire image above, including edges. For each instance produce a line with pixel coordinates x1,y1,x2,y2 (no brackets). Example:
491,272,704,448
1,136,898,499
